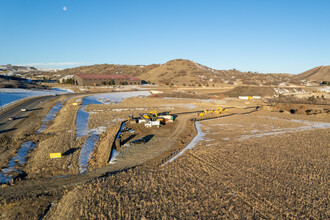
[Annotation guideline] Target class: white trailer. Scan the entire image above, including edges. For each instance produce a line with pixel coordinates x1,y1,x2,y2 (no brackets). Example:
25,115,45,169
145,120,160,128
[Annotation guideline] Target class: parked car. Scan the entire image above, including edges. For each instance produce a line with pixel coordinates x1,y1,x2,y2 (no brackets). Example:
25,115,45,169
21,108,27,112
8,116,15,121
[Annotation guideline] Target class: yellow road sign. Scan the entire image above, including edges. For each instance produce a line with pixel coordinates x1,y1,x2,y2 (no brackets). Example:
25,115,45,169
50,153,62,158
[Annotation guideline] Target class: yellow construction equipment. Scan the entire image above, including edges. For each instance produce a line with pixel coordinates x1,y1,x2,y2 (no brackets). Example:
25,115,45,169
198,107,228,116
139,110,158,121
198,110,212,116
214,107,228,114
149,110,157,117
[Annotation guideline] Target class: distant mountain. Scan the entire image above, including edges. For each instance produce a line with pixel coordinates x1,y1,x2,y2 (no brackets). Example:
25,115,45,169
56,59,296,86
0,64,37,72
296,66,330,82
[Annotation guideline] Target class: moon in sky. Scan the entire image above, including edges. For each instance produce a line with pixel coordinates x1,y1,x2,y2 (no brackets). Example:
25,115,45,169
63,6,67,11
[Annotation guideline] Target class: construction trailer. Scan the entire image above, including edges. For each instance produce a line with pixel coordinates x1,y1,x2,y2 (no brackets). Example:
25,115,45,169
128,111,174,125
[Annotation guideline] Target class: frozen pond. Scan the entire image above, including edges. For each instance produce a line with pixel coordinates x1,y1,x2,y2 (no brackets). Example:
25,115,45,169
0,141,37,184
76,91,150,173
0,88,72,107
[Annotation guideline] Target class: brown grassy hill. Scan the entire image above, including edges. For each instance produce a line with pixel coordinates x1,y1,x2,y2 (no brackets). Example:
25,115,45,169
57,63,160,77
296,66,330,82
55,59,296,86
140,59,294,86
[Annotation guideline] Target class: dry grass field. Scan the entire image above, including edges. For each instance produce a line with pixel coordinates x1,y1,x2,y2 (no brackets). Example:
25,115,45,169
44,109,329,219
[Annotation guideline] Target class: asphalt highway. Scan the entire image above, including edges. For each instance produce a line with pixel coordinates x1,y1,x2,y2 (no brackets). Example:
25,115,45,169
0,96,58,134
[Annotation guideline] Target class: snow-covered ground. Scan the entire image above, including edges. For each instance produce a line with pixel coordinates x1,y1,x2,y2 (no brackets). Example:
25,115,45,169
77,91,150,172
82,91,151,105
0,141,37,184
317,86,330,92
0,99,71,183
109,149,119,164
0,88,72,107
238,117,330,141
37,101,64,133
164,122,205,164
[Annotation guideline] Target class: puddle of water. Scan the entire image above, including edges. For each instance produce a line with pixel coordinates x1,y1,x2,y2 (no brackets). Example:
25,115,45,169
165,122,205,164
0,141,37,184
37,101,64,133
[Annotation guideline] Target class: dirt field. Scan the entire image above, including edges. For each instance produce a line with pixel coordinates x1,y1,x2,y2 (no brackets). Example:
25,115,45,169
42,109,329,219
0,89,329,219
0,96,64,170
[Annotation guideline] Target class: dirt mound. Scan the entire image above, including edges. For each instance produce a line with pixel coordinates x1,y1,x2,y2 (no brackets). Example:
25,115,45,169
296,65,330,82
261,103,330,116
224,86,276,97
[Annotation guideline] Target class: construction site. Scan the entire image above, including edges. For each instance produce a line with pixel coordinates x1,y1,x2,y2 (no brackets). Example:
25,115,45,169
0,85,329,219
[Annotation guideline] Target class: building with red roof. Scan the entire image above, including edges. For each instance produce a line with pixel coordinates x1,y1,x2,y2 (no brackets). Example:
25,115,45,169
73,74,141,86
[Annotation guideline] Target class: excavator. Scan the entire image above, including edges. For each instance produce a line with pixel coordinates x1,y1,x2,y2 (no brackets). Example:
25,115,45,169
214,107,228,114
140,111,168,124
140,111,158,120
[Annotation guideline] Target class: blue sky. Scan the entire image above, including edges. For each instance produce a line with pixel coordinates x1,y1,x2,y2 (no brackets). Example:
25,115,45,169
1,0,329,74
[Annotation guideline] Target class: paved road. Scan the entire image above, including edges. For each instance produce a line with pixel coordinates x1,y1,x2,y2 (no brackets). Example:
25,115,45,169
0,96,57,134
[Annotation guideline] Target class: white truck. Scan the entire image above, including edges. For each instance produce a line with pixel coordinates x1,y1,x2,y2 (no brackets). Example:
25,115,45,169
145,120,160,128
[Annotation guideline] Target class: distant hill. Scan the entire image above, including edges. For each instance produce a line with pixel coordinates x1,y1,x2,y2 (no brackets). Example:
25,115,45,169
140,59,294,86
56,59,296,86
296,66,330,82
57,64,160,77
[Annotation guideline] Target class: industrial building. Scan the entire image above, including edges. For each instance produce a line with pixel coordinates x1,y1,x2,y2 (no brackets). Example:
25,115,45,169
73,74,141,86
